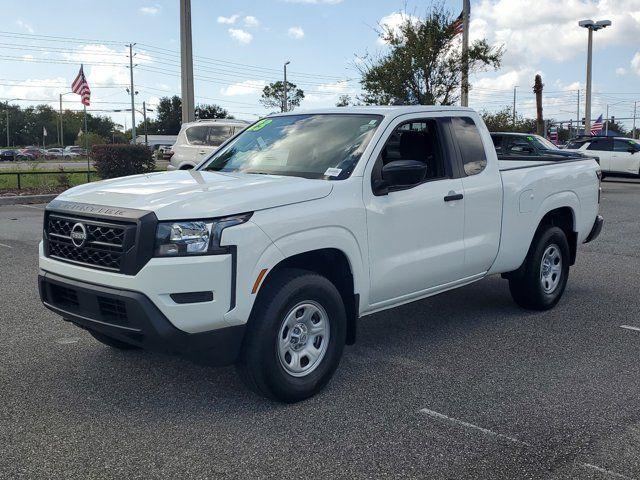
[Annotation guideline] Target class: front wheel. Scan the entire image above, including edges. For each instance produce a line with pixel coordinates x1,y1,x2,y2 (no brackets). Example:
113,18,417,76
237,268,347,403
508,226,570,310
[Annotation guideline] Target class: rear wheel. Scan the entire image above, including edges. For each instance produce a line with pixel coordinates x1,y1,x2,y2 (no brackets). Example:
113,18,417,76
88,330,140,350
508,226,570,310
237,268,347,403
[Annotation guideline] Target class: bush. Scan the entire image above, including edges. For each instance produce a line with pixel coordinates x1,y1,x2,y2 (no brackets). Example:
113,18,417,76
92,144,155,180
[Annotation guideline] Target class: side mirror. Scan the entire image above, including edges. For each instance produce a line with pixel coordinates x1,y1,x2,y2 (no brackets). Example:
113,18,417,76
374,160,427,195
628,147,637,154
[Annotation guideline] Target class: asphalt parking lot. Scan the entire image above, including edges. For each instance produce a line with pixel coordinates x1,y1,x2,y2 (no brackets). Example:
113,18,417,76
1,178,639,479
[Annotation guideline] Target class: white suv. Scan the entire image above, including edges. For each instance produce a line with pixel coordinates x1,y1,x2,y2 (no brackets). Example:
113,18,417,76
564,136,640,177
167,119,249,170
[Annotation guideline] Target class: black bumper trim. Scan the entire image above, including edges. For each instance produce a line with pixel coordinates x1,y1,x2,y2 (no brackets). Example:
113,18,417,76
39,273,245,366
584,215,604,243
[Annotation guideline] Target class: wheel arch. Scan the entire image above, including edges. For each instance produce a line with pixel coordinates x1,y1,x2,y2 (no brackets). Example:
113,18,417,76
252,247,360,345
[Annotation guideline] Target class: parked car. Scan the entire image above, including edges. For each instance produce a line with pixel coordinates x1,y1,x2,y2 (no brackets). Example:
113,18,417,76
63,146,85,157
45,148,64,159
39,106,602,402
20,146,44,159
490,132,593,161
167,118,250,170
564,136,640,177
0,149,19,161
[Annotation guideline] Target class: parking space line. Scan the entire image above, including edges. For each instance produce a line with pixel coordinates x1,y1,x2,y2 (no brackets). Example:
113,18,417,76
620,325,640,333
0,242,12,249
16,204,46,210
581,463,633,479
419,408,531,446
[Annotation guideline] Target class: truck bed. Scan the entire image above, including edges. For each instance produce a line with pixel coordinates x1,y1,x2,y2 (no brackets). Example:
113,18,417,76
488,156,600,275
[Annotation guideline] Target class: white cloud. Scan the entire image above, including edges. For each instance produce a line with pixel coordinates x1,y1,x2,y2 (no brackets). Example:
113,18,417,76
244,16,260,28
228,29,253,44
287,26,305,39
220,80,266,96
218,14,239,24
616,67,627,76
139,5,160,15
377,12,420,45
472,0,640,66
632,52,640,76
15,19,34,34
282,0,343,3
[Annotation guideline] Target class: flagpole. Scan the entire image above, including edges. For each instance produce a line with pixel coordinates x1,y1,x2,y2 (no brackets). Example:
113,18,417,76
84,105,89,183
461,0,470,107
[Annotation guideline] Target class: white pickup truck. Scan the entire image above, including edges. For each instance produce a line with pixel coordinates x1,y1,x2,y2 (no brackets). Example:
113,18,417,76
39,106,603,402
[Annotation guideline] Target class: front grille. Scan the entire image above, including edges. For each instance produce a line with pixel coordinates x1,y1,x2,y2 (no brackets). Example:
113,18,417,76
45,214,135,272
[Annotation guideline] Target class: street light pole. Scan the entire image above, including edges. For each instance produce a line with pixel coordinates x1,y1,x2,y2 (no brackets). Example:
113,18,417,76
128,43,137,143
143,101,148,146
180,0,195,123
512,86,518,127
283,61,290,112
579,19,611,135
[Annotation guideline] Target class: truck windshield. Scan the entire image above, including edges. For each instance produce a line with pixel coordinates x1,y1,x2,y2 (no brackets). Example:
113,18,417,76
200,114,382,179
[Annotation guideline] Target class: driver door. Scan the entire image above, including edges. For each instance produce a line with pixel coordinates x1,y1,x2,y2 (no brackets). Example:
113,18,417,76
363,115,466,307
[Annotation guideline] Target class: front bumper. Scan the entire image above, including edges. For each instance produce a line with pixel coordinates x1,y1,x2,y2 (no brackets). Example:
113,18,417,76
584,215,604,243
39,272,245,365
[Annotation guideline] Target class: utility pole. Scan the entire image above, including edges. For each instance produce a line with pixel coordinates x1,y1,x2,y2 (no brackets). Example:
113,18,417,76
579,19,612,136
283,61,290,112
576,90,580,136
59,94,63,145
128,43,137,143
534,75,544,136
5,108,9,147
180,0,195,123
143,101,148,146
633,100,637,139
460,0,470,107
512,86,518,127
605,104,609,135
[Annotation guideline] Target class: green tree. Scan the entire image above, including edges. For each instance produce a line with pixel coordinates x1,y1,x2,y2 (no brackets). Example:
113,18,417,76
260,81,304,111
336,95,352,107
357,6,503,105
481,107,536,133
145,96,234,135
196,103,234,119
75,132,107,149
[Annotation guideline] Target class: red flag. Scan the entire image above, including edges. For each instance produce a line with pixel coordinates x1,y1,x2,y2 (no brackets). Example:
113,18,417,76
451,11,464,35
71,65,91,106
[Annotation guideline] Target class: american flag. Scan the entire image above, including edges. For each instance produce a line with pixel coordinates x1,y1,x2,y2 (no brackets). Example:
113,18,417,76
451,11,464,35
590,114,603,136
71,65,91,106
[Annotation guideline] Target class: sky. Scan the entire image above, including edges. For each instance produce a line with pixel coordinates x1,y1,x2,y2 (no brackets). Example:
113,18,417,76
1,0,640,131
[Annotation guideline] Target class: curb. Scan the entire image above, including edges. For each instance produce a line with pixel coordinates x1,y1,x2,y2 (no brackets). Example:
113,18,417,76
0,194,56,206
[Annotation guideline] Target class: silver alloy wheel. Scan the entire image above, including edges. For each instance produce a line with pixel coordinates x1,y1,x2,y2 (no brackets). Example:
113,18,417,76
277,301,330,377
540,243,562,294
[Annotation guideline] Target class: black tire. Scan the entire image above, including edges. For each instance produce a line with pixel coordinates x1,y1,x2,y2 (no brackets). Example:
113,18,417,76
88,330,140,350
237,268,347,403
508,226,570,311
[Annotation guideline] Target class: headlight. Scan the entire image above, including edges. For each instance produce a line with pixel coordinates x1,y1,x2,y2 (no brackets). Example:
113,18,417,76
154,213,252,257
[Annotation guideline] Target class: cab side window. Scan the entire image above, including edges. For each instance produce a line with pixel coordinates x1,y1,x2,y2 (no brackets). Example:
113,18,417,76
376,119,447,183
451,117,487,175
207,126,232,146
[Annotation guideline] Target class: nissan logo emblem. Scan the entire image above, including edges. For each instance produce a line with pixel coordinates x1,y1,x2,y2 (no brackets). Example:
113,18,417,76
70,222,88,248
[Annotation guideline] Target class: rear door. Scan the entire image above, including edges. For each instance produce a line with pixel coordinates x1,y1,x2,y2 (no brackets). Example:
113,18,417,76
586,137,613,171
449,116,502,276
612,138,640,174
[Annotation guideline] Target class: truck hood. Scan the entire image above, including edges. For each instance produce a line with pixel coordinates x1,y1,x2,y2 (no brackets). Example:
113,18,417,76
55,170,333,220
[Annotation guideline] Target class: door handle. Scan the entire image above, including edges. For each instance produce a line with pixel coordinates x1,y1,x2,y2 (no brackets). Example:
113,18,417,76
444,192,464,202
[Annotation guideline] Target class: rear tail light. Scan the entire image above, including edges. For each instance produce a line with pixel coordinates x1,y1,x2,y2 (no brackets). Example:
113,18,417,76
166,150,174,159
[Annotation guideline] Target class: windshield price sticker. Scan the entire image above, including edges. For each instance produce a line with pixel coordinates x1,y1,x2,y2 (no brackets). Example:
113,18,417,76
324,167,342,177
248,119,273,131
